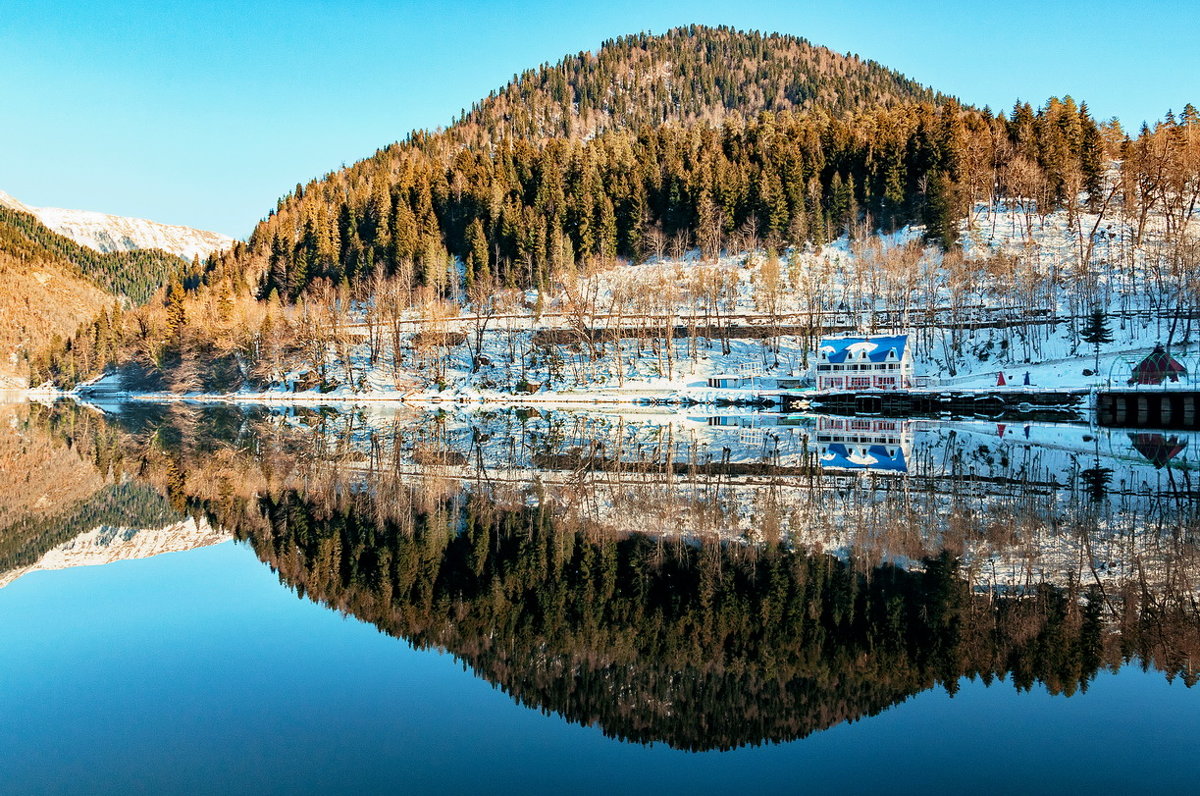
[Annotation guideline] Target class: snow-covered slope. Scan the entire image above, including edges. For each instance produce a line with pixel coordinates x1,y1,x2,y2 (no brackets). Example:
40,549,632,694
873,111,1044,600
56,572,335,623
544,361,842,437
0,189,234,261
0,517,231,589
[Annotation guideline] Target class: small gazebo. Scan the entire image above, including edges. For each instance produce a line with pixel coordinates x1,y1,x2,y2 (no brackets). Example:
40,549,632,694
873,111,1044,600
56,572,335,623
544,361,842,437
1128,344,1187,385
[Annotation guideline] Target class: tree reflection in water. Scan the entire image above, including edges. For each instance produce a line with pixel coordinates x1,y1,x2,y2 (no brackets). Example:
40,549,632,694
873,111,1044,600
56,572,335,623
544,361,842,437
16,402,1200,751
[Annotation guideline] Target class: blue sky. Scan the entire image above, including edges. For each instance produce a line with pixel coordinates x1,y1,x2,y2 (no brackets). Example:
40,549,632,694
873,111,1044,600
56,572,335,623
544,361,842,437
2,0,1196,238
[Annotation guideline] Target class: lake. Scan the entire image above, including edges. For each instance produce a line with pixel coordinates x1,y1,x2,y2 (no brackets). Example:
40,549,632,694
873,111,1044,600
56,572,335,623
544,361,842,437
0,400,1197,793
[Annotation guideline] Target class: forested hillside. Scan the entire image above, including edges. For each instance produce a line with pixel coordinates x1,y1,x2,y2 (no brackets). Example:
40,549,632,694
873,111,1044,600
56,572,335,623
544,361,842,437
197,24,1122,303
184,26,947,301
0,205,189,385
232,96,1113,302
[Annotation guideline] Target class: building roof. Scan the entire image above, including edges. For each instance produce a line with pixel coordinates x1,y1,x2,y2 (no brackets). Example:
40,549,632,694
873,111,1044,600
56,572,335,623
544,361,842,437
818,335,908,364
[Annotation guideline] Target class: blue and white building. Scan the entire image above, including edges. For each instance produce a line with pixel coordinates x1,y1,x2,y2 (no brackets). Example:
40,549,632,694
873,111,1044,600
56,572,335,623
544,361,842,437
815,416,911,473
815,334,912,391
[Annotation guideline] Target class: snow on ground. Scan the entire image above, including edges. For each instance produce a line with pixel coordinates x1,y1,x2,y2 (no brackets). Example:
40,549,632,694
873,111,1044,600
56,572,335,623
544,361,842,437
59,194,1200,406
280,202,1195,402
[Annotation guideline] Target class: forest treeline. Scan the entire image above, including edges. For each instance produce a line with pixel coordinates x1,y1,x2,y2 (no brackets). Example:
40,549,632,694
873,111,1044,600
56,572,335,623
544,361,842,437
211,28,1198,305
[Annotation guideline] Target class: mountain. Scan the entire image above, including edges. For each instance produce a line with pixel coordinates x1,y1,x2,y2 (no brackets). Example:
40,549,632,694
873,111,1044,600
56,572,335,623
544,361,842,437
0,189,234,262
0,202,187,304
46,26,1161,397
0,517,229,589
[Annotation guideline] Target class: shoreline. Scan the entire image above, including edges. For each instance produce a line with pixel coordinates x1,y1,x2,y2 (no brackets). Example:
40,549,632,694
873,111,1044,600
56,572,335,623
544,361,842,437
29,388,780,409
19,382,1126,408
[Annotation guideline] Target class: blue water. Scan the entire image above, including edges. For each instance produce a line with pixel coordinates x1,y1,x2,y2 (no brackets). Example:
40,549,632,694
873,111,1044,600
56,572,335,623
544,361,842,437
0,540,1196,794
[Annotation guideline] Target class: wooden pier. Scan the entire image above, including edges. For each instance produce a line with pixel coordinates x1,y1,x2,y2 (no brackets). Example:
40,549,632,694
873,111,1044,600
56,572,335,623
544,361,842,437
781,389,1088,420
1096,390,1200,429
782,388,1200,429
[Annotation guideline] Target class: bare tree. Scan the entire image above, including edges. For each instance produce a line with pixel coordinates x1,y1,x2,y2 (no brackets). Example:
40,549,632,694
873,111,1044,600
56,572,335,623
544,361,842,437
466,271,501,373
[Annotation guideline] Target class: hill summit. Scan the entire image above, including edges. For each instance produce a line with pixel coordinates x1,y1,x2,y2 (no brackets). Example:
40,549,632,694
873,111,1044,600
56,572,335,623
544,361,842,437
450,25,942,144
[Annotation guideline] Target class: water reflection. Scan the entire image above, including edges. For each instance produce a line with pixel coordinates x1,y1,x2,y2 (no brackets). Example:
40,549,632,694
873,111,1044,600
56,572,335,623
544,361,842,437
6,401,1200,751
0,402,196,587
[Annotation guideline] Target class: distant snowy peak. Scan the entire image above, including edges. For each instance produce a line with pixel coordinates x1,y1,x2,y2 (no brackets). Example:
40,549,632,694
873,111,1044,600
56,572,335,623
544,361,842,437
0,517,231,589
0,189,235,261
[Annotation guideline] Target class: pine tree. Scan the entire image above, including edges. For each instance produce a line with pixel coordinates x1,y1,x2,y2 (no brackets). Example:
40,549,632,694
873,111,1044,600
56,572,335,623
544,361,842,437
597,194,618,263
923,170,959,248
465,218,490,287
164,277,187,344
827,172,858,236
1080,308,1113,376
1079,106,1106,211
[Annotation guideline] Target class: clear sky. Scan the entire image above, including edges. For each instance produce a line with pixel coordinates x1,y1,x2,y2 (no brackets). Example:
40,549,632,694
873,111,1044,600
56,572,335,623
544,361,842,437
3,0,1196,239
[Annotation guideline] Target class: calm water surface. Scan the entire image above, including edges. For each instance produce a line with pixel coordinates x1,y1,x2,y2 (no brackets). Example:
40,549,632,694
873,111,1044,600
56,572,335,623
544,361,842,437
0,401,1196,793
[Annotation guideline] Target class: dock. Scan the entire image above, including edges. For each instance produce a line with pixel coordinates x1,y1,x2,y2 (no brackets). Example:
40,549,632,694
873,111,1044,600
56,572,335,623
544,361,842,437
1096,390,1200,428
780,387,1200,429
781,388,1088,420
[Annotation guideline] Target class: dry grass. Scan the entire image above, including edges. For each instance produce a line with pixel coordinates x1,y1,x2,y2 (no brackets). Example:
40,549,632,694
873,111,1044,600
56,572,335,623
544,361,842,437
0,252,111,385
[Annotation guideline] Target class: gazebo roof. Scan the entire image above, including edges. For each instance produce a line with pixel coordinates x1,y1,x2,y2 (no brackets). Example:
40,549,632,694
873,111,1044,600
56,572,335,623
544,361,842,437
1128,344,1188,384
1133,344,1187,373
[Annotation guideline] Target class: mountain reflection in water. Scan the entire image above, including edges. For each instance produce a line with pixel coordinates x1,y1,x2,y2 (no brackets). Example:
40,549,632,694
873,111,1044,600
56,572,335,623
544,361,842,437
6,401,1200,751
